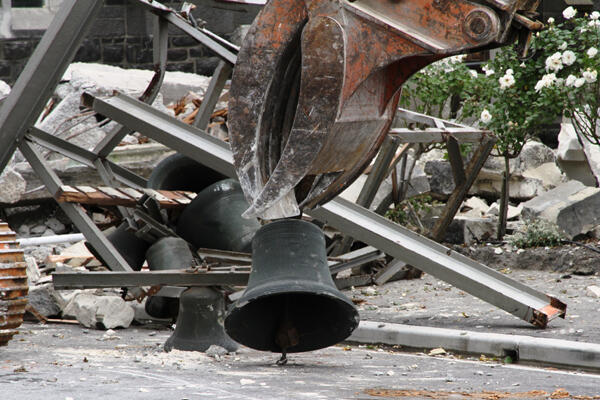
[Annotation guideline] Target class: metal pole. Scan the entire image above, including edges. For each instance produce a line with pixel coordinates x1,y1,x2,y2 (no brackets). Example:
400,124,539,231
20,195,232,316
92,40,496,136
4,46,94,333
0,0,103,173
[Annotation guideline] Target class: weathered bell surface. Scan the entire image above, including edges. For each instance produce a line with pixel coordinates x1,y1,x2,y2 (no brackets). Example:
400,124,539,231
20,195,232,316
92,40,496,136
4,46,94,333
144,237,195,320
224,219,359,353
147,153,226,193
164,287,239,353
176,179,260,253
85,222,150,271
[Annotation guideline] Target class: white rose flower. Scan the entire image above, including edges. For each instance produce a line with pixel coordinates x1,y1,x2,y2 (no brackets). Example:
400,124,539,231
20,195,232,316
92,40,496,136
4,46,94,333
505,68,514,75
588,47,598,58
485,69,495,77
563,6,577,19
535,73,557,91
583,69,598,83
534,80,545,91
574,78,586,88
591,11,600,20
548,17,555,24
469,70,478,78
561,50,576,66
498,73,515,89
480,109,492,124
559,42,568,51
520,62,526,68
545,52,563,71
565,74,577,86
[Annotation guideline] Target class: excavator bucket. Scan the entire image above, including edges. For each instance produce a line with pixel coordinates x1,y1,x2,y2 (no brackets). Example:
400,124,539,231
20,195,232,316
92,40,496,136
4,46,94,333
229,0,543,220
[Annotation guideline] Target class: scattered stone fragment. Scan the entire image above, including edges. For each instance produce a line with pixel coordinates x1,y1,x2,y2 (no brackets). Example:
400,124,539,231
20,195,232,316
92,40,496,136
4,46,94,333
0,167,27,204
205,345,228,358
521,180,600,239
240,378,255,385
586,285,600,298
28,283,62,317
429,348,446,356
66,293,134,329
25,256,41,284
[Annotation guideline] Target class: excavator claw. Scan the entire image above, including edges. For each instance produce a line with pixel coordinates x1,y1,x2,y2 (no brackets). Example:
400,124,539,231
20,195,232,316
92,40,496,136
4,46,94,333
229,0,542,220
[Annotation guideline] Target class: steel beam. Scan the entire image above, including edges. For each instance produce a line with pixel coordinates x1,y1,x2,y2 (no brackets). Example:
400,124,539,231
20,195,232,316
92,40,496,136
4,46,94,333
77,92,566,328
0,0,103,173
93,15,170,158
307,198,566,328
53,270,250,289
82,92,236,178
27,128,147,189
135,0,238,65
18,140,136,276
193,60,232,131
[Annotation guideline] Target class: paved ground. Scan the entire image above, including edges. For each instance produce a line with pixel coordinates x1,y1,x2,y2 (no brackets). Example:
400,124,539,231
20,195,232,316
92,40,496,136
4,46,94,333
356,269,599,344
2,322,600,399
1,266,600,399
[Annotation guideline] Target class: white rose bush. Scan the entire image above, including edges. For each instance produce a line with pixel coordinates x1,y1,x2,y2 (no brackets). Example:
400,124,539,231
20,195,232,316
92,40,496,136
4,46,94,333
395,8,599,238
534,11,600,146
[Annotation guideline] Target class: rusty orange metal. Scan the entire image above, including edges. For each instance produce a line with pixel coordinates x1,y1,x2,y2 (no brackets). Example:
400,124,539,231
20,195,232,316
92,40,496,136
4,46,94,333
0,221,27,347
229,0,542,220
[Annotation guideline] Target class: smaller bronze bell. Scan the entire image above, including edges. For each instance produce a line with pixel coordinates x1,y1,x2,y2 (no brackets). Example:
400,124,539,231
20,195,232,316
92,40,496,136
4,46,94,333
224,219,359,353
147,153,226,193
144,237,195,319
164,287,239,352
85,222,150,271
176,179,260,253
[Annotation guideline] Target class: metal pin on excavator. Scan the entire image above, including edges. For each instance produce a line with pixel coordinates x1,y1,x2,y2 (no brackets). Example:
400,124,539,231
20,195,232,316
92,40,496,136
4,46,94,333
228,0,542,220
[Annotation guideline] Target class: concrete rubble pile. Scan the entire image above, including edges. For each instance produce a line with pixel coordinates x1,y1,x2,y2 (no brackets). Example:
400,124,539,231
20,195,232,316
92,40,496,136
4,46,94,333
2,62,600,332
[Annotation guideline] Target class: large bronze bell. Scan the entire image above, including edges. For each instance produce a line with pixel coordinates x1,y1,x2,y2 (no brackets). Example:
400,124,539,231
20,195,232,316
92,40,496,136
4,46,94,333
144,237,195,319
224,219,359,353
176,179,260,253
164,287,238,352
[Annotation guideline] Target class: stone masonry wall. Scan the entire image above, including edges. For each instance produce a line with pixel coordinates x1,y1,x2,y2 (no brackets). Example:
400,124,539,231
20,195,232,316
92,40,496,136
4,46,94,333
0,0,260,85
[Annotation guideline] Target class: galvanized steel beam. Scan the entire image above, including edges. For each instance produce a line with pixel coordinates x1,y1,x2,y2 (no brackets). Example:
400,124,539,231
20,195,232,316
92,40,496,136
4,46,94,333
0,0,103,173
53,270,250,289
307,198,566,328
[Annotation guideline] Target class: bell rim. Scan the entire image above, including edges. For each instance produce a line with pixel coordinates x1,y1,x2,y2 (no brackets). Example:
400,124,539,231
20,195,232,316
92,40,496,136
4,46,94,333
225,287,360,353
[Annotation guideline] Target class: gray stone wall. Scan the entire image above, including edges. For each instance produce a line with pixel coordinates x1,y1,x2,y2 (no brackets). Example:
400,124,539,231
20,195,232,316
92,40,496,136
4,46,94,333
0,0,260,84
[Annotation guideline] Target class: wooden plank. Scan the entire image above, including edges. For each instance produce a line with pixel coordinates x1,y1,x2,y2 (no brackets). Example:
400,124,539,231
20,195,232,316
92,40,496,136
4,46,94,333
56,185,191,209
97,186,132,200
158,190,189,205
118,187,145,202
75,185,114,205
142,188,171,203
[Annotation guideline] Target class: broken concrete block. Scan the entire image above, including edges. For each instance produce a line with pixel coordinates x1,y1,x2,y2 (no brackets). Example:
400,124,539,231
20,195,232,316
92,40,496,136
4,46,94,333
586,285,600,298
25,256,41,285
28,283,62,317
65,293,134,329
510,141,556,175
62,62,210,105
45,217,67,234
521,180,600,239
0,80,10,99
460,197,488,218
521,162,565,191
556,121,598,186
432,216,496,245
0,167,26,204
424,160,454,197
486,202,523,221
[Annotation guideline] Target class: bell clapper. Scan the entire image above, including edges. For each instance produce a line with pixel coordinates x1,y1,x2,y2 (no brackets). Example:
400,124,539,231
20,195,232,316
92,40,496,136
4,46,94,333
276,350,288,366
